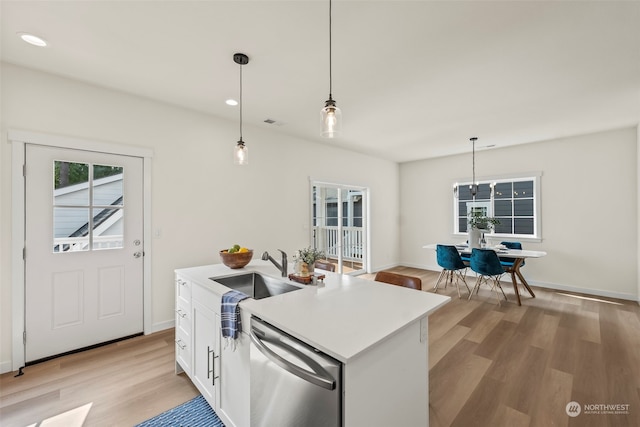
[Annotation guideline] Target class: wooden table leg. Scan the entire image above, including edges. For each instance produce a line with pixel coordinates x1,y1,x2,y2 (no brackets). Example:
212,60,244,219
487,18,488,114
509,269,522,306
509,258,535,305
515,265,536,298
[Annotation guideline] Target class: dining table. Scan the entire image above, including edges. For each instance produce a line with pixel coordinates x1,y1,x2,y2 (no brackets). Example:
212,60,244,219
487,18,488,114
423,243,547,306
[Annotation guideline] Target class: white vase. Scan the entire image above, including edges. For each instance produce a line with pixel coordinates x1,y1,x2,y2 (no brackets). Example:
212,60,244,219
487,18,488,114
469,227,482,249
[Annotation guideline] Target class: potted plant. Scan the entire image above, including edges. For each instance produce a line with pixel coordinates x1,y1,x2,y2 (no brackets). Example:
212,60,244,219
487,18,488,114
293,246,325,276
467,212,500,249
468,211,500,230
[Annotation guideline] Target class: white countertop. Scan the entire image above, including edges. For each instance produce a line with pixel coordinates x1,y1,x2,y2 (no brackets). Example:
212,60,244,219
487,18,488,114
176,260,450,363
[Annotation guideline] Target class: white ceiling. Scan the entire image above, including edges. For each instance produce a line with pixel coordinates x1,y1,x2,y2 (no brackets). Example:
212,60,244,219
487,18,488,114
2,1,639,163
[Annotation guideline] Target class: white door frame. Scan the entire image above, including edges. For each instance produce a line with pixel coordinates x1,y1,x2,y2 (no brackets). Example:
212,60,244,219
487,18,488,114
309,178,371,274
10,129,153,372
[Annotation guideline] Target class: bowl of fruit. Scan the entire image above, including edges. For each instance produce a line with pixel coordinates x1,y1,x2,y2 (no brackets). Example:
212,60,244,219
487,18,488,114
220,244,253,269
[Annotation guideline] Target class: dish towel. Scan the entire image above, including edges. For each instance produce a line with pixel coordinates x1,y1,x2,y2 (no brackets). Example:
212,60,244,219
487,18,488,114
221,290,250,350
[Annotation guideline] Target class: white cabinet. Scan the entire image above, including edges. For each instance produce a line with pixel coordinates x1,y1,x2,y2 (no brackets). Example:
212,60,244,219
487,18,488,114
174,275,191,374
218,330,250,427
192,298,219,405
190,281,222,409
175,273,249,427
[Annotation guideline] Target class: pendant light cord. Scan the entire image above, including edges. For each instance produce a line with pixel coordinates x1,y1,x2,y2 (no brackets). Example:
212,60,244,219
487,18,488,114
239,63,243,141
470,137,478,199
472,138,475,185
329,0,333,99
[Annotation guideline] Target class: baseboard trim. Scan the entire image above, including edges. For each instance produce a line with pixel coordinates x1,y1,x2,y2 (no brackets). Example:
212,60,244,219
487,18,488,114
149,319,175,334
0,360,14,375
404,262,638,302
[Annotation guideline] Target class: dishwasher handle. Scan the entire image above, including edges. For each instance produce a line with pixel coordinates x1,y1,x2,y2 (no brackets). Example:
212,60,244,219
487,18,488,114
250,327,336,390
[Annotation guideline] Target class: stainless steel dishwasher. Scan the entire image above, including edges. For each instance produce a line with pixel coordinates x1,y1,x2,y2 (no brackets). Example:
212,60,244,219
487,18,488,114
250,316,342,427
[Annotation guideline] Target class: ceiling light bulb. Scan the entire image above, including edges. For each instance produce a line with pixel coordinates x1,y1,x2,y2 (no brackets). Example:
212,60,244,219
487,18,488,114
234,140,248,165
226,99,238,106
18,33,47,47
321,101,342,138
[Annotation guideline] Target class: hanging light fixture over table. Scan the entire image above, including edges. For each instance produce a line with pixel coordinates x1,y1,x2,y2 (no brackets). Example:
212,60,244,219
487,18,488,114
234,53,249,165
321,0,341,138
469,137,478,197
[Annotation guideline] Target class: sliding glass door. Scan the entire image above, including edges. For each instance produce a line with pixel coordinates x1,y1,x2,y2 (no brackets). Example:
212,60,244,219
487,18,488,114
311,181,368,274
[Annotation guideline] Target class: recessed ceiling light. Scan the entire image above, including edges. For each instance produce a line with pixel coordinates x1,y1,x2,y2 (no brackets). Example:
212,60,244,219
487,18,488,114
18,32,47,47
226,99,238,106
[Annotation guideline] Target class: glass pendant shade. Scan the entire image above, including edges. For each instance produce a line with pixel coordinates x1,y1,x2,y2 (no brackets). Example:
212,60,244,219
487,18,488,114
234,140,248,165
321,99,342,138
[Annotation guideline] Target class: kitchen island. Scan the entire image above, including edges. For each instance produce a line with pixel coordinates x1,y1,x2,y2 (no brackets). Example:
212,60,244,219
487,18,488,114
175,260,450,427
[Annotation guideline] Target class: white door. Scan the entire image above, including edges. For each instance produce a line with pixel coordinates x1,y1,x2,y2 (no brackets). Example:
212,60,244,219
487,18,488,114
25,144,144,363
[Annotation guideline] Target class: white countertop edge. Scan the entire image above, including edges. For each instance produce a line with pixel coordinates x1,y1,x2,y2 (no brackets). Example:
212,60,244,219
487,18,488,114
175,260,451,363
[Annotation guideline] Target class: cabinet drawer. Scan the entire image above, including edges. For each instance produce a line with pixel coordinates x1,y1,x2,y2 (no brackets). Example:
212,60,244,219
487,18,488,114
192,283,222,314
176,275,191,304
176,297,191,336
175,329,191,373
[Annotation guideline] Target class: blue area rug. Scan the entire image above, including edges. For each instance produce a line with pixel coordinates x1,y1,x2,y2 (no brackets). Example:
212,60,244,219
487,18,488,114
136,395,225,427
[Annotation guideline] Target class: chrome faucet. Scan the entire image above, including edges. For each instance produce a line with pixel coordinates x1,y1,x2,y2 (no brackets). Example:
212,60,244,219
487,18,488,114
262,249,288,277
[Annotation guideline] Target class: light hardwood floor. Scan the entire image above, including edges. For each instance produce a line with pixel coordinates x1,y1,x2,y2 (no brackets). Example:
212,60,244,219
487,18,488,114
2,267,639,427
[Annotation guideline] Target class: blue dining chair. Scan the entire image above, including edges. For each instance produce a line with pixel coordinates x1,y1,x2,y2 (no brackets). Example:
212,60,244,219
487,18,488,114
499,241,527,297
435,244,470,298
499,241,524,270
469,248,508,305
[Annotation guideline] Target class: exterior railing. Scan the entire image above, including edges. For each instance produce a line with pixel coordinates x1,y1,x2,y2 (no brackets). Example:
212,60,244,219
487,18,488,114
313,226,363,262
53,235,123,252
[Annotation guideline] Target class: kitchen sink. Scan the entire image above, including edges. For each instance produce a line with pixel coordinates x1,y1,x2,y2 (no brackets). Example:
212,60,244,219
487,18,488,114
210,272,302,300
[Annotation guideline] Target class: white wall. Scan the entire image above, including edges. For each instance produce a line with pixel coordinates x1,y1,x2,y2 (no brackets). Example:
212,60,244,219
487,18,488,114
400,127,638,300
0,63,400,371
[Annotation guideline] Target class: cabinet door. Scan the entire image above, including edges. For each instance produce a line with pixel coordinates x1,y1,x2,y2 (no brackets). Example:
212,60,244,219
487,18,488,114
218,331,250,427
192,299,219,406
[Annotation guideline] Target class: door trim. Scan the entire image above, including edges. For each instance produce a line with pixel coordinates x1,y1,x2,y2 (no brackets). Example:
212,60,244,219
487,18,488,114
309,178,371,275
10,129,154,372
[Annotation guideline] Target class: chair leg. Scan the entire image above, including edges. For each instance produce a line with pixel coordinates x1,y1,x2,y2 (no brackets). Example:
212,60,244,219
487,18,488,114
497,279,508,301
445,270,453,289
458,269,471,295
490,276,502,305
469,276,482,300
452,269,470,298
454,272,461,299
433,269,447,292
487,275,508,305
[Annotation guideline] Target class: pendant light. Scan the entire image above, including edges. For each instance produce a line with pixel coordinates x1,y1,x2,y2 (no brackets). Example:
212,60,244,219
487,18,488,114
234,53,249,165
321,0,341,138
469,137,478,197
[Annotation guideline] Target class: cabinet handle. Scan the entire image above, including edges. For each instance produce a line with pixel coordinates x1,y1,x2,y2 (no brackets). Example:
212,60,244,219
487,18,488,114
213,353,220,384
175,339,186,350
175,309,186,318
207,346,214,379
208,346,219,385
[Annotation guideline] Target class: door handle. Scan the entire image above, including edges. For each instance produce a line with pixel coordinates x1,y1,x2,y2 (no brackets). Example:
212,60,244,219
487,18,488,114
250,327,336,390
133,251,143,258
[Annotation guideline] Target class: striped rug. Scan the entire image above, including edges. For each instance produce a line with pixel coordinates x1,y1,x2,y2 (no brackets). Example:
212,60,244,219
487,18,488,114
136,395,224,426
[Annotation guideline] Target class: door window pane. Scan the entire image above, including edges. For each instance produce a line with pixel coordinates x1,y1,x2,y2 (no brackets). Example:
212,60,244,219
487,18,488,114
54,161,89,205
53,161,125,253
93,165,124,206
92,208,124,250
53,207,89,252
